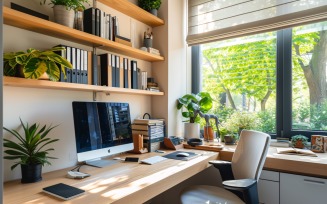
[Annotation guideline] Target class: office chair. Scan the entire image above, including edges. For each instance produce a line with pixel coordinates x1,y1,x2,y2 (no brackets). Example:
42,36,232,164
180,130,271,204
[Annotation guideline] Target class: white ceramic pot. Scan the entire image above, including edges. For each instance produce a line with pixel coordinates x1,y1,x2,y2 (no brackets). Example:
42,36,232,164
53,5,74,28
184,123,200,140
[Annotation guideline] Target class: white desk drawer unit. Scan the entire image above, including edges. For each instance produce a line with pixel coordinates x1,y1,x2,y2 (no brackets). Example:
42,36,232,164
258,170,280,204
280,173,327,204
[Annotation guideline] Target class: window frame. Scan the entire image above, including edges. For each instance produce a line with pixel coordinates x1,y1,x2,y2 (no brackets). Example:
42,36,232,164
193,26,327,139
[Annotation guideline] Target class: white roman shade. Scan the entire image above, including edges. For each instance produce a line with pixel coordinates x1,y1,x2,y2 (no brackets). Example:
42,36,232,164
187,0,327,45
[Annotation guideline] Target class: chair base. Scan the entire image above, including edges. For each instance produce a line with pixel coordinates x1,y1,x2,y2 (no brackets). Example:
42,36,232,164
180,185,244,204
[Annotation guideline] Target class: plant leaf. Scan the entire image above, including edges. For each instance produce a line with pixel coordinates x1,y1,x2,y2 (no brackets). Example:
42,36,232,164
24,58,47,79
46,61,60,81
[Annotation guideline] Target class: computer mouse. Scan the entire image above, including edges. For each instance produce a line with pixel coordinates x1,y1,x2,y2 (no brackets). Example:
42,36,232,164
176,152,190,157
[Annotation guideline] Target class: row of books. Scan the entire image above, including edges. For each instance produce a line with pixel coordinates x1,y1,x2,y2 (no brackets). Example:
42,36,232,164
132,119,165,152
83,8,131,46
56,45,89,84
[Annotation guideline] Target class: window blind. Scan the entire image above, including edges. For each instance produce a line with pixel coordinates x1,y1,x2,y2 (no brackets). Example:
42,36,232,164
187,0,327,45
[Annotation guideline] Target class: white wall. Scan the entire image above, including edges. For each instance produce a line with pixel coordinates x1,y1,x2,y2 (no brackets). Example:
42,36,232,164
2,0,158,181
152,0,188,137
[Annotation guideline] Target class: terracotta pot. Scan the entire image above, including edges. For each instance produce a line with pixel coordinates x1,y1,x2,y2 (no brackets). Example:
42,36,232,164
204,126,214,142
294,140,305,149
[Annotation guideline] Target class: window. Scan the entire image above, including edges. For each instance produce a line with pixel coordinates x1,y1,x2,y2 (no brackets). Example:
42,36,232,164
195,21,327,139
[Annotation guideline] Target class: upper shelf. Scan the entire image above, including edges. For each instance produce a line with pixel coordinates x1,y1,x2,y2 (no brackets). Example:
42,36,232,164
3,77,164,96
97,0,165,27
3,7,164,62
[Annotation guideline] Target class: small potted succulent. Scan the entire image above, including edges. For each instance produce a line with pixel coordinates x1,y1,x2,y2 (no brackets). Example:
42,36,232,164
138,0,161,16
3,118,59,183
291,135,309,149
3,47,72,82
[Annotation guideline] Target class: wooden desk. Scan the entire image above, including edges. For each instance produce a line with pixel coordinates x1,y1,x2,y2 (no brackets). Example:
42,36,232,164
4,149,218,204
219,145,327,178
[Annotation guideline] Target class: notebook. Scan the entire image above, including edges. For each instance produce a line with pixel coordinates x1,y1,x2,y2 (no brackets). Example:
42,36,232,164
43,183,85,200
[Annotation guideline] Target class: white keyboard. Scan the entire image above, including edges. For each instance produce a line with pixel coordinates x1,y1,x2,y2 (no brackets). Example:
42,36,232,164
141,156,168,165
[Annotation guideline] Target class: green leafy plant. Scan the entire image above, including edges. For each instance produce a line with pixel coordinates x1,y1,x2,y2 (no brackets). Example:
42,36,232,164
3,118,59,170
41,0,90,10
177,92,213,123
3,47,72,82
138,0,161,11
291,135,309,147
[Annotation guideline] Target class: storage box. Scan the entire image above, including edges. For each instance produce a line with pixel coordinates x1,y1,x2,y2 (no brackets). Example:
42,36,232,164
311,135,327,153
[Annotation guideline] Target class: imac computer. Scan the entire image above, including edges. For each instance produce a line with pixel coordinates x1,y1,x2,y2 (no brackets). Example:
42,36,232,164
72,101,133,167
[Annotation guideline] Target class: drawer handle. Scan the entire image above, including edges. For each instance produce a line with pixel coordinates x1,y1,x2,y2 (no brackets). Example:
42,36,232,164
304,179,325,185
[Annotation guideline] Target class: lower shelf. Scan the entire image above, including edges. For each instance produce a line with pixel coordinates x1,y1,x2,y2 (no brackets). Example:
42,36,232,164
3,76,164,96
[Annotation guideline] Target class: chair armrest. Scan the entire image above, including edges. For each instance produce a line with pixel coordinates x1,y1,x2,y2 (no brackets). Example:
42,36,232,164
223,179,258,204
208,160,234,181
223,179,256,191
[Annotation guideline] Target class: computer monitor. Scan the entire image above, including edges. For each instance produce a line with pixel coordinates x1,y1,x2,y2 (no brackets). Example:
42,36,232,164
72,101,133,167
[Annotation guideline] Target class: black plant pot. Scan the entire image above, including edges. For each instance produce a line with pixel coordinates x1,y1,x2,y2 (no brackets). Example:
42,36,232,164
21,164,42,183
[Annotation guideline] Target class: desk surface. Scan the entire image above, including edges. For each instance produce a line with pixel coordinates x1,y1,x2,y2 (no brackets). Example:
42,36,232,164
4,149,218,204
219,145,327,178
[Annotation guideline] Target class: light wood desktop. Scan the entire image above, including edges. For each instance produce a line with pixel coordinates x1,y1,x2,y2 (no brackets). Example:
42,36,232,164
4,149,218,204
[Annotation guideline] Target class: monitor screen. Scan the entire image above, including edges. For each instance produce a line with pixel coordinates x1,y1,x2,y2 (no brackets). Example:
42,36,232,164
72,102,133,166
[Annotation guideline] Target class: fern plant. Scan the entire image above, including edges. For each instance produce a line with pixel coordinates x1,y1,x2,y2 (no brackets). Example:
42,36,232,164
3,118,59,170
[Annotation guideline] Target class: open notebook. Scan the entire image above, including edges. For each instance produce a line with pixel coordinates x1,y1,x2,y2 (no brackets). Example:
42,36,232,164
276,148,317,157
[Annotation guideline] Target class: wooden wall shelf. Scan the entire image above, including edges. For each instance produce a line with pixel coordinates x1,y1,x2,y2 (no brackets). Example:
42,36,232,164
3,77,164,96
98,0,165,27
3,7,164,62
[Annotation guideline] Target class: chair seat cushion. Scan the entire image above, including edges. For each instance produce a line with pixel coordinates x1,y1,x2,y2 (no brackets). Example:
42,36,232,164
180,185,244,204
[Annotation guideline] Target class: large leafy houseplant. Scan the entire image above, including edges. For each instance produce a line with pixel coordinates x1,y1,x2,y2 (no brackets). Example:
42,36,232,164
3,119,59,183
3,47,72,82
177,92,213,123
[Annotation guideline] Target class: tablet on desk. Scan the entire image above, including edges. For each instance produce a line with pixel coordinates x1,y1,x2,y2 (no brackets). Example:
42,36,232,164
43,183,85,200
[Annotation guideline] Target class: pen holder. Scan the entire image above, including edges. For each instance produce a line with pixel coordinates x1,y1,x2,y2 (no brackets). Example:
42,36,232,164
203,126,214,142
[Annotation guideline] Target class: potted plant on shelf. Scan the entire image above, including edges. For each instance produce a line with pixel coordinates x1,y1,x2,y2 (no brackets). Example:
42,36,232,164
3,118,59,183
3,47,72,82
291,135,309,149
138,0,161,16
177,92,213,140
41,0,90,28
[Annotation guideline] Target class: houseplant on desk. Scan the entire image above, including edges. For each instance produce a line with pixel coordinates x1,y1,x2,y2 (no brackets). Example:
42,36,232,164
3,47,72,82
3,118,59,183
177,92,213,140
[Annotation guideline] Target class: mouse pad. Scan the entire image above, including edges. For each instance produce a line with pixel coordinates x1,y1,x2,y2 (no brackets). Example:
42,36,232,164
163,151,199,161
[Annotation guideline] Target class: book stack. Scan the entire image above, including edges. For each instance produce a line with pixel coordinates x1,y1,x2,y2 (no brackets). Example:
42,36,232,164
147,47,160,56
147,80,160,92
132,119,165,152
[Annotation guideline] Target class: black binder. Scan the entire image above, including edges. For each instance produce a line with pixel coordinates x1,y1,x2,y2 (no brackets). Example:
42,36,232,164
115,55,120,87
71,47,77,83
92,52,98,85
83,50,88,84
66,46,72,83
111,54,116,87
95,8,101,37
83,8,96,35
99,53,110,86
123,58,128,88
131,60,138,89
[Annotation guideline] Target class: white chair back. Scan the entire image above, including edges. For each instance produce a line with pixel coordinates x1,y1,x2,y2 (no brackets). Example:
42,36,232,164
231,130,271,180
